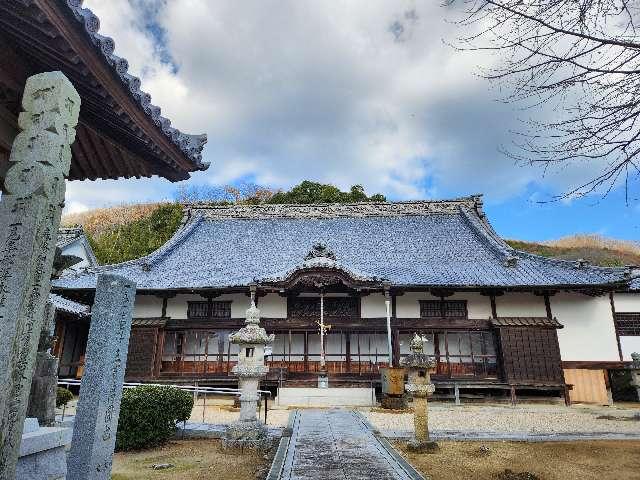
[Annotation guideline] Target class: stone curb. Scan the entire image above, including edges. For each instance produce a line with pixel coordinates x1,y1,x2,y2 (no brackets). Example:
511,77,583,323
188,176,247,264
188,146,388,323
19,427,73,457
381,429,640,442
266,410,298,480
174,421,283,440
353,411,428,480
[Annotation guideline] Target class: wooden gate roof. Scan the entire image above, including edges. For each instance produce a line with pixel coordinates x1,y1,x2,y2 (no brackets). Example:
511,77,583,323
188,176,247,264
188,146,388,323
0,0,208,182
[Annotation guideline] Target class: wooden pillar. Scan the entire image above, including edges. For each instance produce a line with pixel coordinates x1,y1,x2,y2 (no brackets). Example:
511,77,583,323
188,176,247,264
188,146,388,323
304,331,309,372
345,333,351,372
153,329,165,378
161,297,168,318
610,292,624,362
490,294,498,319
543,293,552,320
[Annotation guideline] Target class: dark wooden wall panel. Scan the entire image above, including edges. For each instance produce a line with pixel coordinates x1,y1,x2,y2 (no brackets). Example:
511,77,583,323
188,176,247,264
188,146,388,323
125,327,159,380
498,327,564,385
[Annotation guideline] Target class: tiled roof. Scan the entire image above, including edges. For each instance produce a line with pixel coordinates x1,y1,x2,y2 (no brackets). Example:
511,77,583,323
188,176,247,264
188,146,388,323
56,227,85,249
56,226,98,269
132,318,167,328
491,317,563,328
63,1,208,169
53,197,631,291
49,293,90,317
627,273,640,291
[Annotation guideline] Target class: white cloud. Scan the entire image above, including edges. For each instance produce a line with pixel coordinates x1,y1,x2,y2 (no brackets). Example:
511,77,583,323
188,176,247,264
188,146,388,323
77,0,605,206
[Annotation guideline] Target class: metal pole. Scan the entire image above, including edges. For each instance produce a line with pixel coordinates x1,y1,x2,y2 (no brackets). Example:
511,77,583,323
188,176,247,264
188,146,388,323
320,292,325,370
385,292,393,366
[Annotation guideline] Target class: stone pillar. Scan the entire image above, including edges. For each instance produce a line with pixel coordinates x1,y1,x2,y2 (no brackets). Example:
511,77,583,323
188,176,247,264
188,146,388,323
27,299,59,426
0,71,80,479
630,353,640,401
413,396,429,442
67,274,136,480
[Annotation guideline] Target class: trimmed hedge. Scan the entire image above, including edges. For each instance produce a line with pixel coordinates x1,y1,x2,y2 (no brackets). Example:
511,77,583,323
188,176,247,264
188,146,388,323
56,387,73,408
116,385,194,451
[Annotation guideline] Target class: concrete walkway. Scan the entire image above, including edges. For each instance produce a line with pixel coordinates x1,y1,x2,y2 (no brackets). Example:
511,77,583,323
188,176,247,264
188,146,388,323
277,409,423,480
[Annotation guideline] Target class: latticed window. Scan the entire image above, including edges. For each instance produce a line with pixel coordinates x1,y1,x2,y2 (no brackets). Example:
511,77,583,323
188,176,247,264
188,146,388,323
420,300,468,318
187,301,232,319
211,301,231,318
442,300,467,318
187,301,209,318
615,313,640,336
288,297,359,318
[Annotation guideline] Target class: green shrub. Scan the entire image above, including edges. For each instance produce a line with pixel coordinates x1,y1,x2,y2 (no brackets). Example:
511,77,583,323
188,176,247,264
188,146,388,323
116,385,194,451
56,387,74,408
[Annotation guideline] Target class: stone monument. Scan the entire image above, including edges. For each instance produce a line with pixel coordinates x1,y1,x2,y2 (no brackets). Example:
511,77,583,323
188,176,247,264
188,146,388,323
0,71,80,479
401,333,438,452
26,299,58,427
67,274,136,480
630,352,640,401
224,300,274,450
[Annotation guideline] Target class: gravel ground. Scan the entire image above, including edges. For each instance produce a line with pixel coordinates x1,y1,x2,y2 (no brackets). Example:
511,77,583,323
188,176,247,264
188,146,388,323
365,403,640,434
59,397,640,435
188,405,291,427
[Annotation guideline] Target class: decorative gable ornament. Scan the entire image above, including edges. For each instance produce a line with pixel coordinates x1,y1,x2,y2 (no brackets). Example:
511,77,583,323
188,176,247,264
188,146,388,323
304,242,337,261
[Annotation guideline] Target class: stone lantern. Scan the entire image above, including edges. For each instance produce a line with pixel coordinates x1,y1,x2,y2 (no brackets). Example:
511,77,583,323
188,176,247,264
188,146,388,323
401,333,438,452
224,301,274,450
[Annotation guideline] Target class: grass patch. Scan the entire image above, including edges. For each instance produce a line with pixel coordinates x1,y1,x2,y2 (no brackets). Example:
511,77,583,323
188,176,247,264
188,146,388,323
400,440,640,480
112,439,270,480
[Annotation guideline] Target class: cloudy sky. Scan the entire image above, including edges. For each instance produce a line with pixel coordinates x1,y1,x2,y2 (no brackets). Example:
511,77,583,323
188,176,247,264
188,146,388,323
66,0,639,241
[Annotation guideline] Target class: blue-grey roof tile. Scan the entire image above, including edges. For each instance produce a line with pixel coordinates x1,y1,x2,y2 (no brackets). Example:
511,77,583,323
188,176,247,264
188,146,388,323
53,198,630,291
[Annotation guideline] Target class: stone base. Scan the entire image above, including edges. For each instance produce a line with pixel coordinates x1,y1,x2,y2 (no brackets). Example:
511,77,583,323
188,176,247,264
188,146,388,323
405,439,439,453
223,421,271,451
318,374,329,389
17,418,72,480
276,387,375,407
380,394,407,410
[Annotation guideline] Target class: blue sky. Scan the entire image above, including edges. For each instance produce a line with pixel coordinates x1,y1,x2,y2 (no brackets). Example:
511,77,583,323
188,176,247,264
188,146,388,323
67,1,639,242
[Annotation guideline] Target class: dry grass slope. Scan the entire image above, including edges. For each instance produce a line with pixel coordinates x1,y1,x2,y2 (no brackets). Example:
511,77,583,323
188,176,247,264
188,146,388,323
62,202,166,238
507,234,640,267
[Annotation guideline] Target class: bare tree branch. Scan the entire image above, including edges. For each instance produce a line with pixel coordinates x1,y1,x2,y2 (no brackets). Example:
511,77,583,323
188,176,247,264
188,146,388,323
447,0,640,202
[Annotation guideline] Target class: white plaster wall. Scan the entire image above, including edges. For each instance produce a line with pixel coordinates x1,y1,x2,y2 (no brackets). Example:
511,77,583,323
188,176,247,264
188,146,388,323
225,293,252,317
396,292,436,318
361,293,386,318
495,292,546,317
552,292,619,361
451,292,492,318
620,336,640,360
165,294,206,319
258,293,286,317
61,240,92,272
133,295,163,318
395,292,492,318
612,292,640,313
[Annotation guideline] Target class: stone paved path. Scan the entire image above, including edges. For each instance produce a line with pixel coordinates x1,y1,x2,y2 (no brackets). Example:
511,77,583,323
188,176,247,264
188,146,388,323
279,409,422,480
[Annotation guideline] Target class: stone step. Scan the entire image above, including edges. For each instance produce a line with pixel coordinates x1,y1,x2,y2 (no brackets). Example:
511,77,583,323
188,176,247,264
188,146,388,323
275,387,376,407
